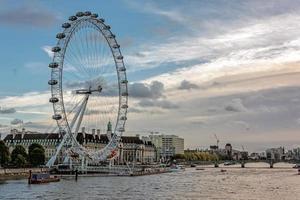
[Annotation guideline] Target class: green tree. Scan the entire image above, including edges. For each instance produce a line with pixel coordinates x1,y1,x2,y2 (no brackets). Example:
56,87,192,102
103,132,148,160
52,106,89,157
28,143,44,154
11,145,27,167
173,154,185,160
29,147,45,167
14,154,26,168
0,140,10,167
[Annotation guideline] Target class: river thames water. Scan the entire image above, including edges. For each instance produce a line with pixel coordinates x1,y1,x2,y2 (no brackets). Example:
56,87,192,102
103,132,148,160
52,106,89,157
0,163,299,200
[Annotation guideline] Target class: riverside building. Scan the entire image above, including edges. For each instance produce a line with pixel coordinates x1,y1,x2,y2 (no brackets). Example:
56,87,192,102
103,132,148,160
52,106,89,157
143,133,184,161
4,124,157,165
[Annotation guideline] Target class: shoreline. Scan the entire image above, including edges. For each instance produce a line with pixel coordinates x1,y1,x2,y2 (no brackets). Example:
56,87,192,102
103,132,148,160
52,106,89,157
0,168,48,181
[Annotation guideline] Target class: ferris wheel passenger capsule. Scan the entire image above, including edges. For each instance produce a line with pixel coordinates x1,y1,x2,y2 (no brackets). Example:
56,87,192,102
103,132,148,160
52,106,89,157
99,18,105,23
69,16,77,21
121,92,128,96
112,44,120,49
120,116,127,120
121,104,128,109
118,127,125,132
49,62,59,68
84,11,91,16
49,97,59,103
52,114,62,120
51,46,61,52
48,80,58,85
119,67,126,72
62,23,71,28
108,34,115,39
91,13,98,18
76,12,84,17
56,33,65,39
103,25,111,30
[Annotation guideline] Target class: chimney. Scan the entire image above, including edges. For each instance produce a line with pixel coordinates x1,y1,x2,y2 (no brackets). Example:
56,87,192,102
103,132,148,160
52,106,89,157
82,127,86,139
11,129,17,139
21,128,25,139
92,129,96,139
97,129,101,139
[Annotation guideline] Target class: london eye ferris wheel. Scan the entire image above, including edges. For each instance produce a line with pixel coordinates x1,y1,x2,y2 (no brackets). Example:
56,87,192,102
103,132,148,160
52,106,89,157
47,11,128,166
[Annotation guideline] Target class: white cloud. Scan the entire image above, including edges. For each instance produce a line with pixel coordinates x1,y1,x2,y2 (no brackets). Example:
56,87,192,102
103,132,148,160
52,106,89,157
42,45,53,58
124,11,300,91
0,91,50,108
231,121,250,131
10,118,23,125
225,98,248,113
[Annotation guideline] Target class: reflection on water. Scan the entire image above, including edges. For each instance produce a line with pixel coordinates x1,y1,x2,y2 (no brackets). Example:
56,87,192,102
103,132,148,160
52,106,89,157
0,163,299,200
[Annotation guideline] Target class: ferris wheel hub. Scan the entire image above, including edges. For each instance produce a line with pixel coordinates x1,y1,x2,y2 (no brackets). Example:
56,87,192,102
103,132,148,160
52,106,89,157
75,85,102,94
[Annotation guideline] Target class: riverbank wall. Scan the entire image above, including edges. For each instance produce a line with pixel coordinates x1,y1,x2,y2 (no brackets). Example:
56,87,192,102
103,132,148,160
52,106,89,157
0,168,49,180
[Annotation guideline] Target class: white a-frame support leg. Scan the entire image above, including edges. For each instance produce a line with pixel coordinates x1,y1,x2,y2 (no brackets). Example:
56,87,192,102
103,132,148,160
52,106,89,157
46,95,89,167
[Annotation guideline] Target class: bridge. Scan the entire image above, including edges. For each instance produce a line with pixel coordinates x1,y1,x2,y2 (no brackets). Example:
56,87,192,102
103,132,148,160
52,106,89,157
213,159,297,168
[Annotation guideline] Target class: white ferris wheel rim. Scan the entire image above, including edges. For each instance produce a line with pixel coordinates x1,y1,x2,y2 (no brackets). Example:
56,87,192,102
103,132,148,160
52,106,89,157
48,11,128,163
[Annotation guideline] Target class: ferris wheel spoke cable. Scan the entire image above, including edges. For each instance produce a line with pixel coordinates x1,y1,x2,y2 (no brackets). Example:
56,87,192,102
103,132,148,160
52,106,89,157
78,27,94,79
69,32,90,79
64,49,87,80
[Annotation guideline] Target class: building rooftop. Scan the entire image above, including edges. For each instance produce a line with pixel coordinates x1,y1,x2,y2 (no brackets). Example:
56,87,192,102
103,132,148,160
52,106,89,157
4,129,154,146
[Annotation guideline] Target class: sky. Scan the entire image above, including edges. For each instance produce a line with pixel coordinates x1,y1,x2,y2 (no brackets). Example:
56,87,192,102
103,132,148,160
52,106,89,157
0,0,300,152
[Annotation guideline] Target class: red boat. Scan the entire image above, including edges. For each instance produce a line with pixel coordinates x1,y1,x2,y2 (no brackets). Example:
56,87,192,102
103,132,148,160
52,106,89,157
28,170,60,184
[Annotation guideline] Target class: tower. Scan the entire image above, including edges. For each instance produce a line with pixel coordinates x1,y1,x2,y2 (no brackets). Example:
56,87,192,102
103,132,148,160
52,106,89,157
107,121,112,140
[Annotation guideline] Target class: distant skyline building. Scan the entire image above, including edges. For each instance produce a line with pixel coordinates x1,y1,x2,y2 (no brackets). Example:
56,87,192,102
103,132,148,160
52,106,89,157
143,133,184,161
266,147,285,161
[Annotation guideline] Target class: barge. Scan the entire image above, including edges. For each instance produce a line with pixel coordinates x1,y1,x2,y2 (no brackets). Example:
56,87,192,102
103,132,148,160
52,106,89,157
28,170,60,184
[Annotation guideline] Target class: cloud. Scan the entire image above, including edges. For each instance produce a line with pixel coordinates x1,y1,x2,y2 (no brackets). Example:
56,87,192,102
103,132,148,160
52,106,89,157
224,98,248,112
10,118,23,125
24,61,47,73
42,46,54,58
231,121,250,131
0,107,16,114
22,121,54,131
0,91,50,108
129,81,164,99
178,80,199,90
24,62,45,69
0,3,59,28
138,99,178,109
124,3,300,91
143,4,185,24
128,107,143,113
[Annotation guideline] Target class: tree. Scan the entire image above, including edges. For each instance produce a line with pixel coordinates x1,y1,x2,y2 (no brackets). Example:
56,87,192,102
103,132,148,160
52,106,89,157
28,143,44,154
173,154,185,160
0,140,10,167
11,145,27,167
14,154,26,168
29,147,45,167
28,143,45,166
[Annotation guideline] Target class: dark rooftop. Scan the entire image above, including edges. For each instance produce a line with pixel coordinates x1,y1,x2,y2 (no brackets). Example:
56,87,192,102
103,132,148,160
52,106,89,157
4,130,153,146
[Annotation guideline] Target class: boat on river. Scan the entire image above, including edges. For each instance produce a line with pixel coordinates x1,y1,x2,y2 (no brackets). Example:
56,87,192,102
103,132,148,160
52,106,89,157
28,170,60,184
196,166,205,170
292,164,300,169
170,164,185,172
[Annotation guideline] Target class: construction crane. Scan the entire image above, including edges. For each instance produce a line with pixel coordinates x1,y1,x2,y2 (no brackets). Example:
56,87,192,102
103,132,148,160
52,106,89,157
214,134,219,149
